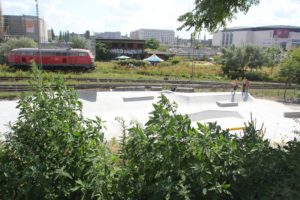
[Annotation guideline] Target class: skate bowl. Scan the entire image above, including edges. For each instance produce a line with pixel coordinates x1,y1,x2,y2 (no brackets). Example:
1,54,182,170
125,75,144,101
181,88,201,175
0,91,299,143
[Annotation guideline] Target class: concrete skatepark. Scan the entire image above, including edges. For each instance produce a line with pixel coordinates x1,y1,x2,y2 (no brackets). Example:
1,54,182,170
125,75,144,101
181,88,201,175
0,91,300,143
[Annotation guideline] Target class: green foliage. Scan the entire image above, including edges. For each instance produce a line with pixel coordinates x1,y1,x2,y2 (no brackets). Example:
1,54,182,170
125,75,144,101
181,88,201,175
0,37,37,64
0,65,114,199
96,42,113,61
178,0,260,32
221,45,274,79
116,95,300,199
244,71,270,81
168,56,182,65
116,59,150,67
70,37,89,49
145,38,160,49
264,46,284,67
279,47,300,84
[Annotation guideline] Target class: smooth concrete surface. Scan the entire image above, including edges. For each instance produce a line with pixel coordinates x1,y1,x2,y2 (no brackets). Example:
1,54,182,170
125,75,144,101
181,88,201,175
0,92,300,143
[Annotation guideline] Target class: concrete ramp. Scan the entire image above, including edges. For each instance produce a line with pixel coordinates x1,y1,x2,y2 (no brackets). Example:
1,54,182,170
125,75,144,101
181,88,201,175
188,110,244,122
168,92,254,104
123,96,154,102
284,112,300,118
77,90,97,102
216,101,238,107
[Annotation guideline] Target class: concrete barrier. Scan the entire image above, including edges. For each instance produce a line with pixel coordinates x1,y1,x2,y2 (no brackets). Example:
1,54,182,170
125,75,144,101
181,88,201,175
175,87,194,93
113,86,146,91
284,112,300,118
123,96,154,102
188,110,243,121
77,90,97,102
150,86,163,91
216,101,238,107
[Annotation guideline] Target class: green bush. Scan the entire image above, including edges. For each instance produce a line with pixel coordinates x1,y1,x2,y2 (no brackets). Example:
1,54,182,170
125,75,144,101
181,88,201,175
0,66,115,199
115,95,300,199
245,71,270,81
117,59,150,67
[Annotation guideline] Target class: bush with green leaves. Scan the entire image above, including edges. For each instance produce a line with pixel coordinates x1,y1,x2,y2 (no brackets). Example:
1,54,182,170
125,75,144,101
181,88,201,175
0,37,37,64
115,95,300,199
116,59,150,67
0,66,115,199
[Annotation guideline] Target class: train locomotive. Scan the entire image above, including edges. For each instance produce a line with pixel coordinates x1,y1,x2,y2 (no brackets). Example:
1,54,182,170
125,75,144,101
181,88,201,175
7,48,95,70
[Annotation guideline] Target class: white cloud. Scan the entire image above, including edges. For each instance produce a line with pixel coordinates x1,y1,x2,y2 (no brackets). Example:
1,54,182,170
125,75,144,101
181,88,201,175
3,0,300,39
2,0,32,14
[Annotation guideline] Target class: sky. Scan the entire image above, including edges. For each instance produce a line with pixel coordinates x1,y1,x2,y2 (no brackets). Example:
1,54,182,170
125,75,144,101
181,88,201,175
2,0,300,39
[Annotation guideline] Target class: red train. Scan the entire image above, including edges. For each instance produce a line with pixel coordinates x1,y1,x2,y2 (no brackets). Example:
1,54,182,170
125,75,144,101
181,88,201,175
7,48,95,70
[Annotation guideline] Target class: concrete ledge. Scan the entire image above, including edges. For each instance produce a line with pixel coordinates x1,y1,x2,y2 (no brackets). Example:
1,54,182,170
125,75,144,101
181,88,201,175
216,101,238,107
150,86,162,91
113,86,145,91
123,96,154,102
284,112,300,118
175,87,194,93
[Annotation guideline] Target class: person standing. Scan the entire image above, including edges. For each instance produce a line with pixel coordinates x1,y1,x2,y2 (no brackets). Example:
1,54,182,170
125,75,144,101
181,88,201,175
242,78,250,94
242,78,250,101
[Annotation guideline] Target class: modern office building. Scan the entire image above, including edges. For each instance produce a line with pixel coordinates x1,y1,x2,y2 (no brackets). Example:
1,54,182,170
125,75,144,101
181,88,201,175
212,25,300,50
4,15,48,42
130,29,175,45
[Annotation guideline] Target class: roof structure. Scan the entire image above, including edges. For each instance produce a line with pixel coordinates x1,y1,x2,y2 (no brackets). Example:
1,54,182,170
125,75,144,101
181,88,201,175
143,54,164,63
222,25,300,32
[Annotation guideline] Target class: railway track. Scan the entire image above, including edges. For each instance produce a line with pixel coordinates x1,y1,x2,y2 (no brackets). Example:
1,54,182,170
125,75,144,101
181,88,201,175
0,76,298,92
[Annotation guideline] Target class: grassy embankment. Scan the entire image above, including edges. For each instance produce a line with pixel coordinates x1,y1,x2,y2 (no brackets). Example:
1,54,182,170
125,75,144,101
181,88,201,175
0,60,297,100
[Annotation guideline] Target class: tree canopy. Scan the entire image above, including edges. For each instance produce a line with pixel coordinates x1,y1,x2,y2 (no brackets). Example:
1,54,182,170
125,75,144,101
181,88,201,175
70,37,89,49
221,45,268,79
279,47,300,84
145,38,160,49
178,0,260,32
0,37,37,64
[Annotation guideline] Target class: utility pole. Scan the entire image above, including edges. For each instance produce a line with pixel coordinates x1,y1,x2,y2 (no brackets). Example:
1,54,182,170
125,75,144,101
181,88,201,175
35,0,42,69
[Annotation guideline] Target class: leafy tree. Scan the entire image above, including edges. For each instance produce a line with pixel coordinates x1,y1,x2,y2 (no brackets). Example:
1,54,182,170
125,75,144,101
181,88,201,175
264,46,284,73
0,65,115,199
221,45,268,79
221,45,246,79
244,45,265,71
178,0,260,32
279,47,300,100
70,37,89,49
95,42,112,61
145,38,160,49
0,37,37,64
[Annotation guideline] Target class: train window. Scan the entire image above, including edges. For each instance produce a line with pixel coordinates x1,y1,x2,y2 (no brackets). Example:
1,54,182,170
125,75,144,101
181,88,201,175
78,52,87,56
62,52,67,56
56,52,63,56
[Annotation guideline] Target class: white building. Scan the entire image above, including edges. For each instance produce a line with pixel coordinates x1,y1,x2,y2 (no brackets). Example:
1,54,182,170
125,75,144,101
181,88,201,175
130,29,175,45
95,32,121,39
212,25,300,50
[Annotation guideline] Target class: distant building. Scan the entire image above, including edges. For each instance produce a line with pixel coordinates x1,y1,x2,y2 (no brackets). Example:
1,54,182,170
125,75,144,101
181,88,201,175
4,15,48,42
95,38,145,59
130,29,175,45
95,32,121,39
212,25,300,50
